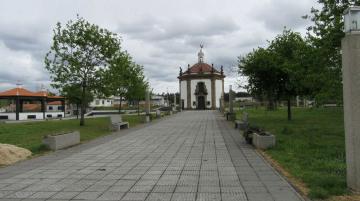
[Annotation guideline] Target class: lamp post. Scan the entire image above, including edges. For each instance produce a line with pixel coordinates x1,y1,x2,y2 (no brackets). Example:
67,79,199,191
342,6,360,192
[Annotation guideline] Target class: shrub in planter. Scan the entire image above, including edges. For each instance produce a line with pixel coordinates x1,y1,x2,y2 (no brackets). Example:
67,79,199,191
243,125,262,144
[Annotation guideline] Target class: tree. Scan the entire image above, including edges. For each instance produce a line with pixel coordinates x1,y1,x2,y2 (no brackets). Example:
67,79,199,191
104,51,133,113
239,29,313,120
268,30,311,120
61,85,93,119
45,16,122,125
239,47,280,110
126,64,148,115
303,0,360,104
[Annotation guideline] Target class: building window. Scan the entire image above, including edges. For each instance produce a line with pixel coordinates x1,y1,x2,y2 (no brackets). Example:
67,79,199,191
49,106,53,110
207,101,210,106
193,101,196,106
102,100,105,105
95,100,100,105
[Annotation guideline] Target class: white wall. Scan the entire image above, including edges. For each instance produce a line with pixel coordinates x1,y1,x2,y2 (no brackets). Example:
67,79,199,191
215,80,223,108
0,112,64,120
180,81,187,108
90,98,113,107
190,79,212,109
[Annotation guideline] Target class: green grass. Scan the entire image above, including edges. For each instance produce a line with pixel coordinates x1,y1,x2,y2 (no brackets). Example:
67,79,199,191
0,114,147,155
122,114,146,127
236,107,347,199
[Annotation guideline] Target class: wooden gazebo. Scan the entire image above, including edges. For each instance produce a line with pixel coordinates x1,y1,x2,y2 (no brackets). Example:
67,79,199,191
0,87,65,120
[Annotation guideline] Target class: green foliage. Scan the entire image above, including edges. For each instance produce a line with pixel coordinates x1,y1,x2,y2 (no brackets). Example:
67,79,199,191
303,0,360,104
61,84,93,106
44,15,123,126
236,107,347,199
44,15,149,125
239,29,311,119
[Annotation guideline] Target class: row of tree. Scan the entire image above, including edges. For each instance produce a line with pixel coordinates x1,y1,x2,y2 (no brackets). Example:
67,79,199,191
45,16,148,125
238,0,355,120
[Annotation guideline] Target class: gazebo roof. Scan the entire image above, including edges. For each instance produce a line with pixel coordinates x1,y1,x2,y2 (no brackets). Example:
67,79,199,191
0,87,64,99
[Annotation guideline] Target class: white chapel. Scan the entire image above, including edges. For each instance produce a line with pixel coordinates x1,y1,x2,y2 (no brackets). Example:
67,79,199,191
178,45,225,110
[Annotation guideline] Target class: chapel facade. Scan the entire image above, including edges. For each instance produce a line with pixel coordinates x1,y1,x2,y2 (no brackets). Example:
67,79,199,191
178,46,225,110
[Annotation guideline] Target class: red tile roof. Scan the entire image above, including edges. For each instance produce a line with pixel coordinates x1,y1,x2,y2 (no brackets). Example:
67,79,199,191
0,88,35,97
185,63,220,74
0,87,64,99
48,101,62,105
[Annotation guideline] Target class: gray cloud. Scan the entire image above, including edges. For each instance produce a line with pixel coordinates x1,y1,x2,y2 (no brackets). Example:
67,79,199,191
0,0,317,93
254,0,313,32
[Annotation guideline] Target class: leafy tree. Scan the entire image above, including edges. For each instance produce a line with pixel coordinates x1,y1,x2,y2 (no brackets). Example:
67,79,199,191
239,47,280,110
45,16,122,125
303,0,360,104
104,51,133,113
61,85,93,119
126,64,148,115
239,30,312,120
268,30,311,120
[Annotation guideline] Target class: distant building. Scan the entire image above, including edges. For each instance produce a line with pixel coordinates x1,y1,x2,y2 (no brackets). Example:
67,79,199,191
89,97,114,107
235,97,254,102
151,95,165,106
178,45,225,110
0,87,65,120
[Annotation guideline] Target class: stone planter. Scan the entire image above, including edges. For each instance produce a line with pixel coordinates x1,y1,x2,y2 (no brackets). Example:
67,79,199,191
253,132,276,149
42,131,80,150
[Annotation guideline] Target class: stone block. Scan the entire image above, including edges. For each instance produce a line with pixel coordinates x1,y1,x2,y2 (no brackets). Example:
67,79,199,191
234,120,248,131
252,133,275,150
42,131,80,151
226,112,235,121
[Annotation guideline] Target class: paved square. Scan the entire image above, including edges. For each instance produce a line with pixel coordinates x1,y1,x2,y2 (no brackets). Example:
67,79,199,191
0,111,303,201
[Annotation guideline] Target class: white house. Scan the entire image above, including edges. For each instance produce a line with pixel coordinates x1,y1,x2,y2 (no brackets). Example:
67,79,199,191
151,95,165,106
89,97,114,107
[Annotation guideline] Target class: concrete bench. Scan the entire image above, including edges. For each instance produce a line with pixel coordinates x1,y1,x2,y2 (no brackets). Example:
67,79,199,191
109,115,129,131
235,112,248,131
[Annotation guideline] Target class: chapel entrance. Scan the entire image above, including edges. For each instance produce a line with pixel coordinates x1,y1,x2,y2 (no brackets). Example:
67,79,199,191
195,82,208,110
197,96,205,110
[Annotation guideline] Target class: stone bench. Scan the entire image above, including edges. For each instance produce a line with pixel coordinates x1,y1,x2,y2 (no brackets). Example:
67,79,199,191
235,112,248,131
109,115,129,131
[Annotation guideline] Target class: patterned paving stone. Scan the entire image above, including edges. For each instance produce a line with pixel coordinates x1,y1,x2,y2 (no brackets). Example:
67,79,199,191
121,192,148,201
96,191,124,200
51,191,79,199
146,193,172,201
171,193,196,201
196,193,221,201
0,111,304,201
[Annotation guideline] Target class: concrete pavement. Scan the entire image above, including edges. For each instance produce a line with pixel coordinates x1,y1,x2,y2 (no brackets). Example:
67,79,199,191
0,111,303,201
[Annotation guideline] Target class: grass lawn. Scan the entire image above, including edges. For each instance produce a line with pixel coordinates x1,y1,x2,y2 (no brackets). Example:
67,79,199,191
236,107,346,199
0,114,146,155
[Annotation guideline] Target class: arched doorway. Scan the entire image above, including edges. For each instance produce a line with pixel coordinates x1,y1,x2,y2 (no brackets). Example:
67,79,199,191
195,82,208,110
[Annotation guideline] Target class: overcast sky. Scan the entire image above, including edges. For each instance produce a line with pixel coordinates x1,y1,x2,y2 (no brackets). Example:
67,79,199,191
0,0,318,94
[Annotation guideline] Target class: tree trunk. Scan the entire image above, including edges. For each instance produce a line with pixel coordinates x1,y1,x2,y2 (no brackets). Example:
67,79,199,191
267,97,275,111
80,86,86,126
76,103,79,119
137,99,140,116
287,98,292,121
118,96,122,114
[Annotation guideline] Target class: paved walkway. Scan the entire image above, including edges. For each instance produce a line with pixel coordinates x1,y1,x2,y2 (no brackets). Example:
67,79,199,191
0,111,303,201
